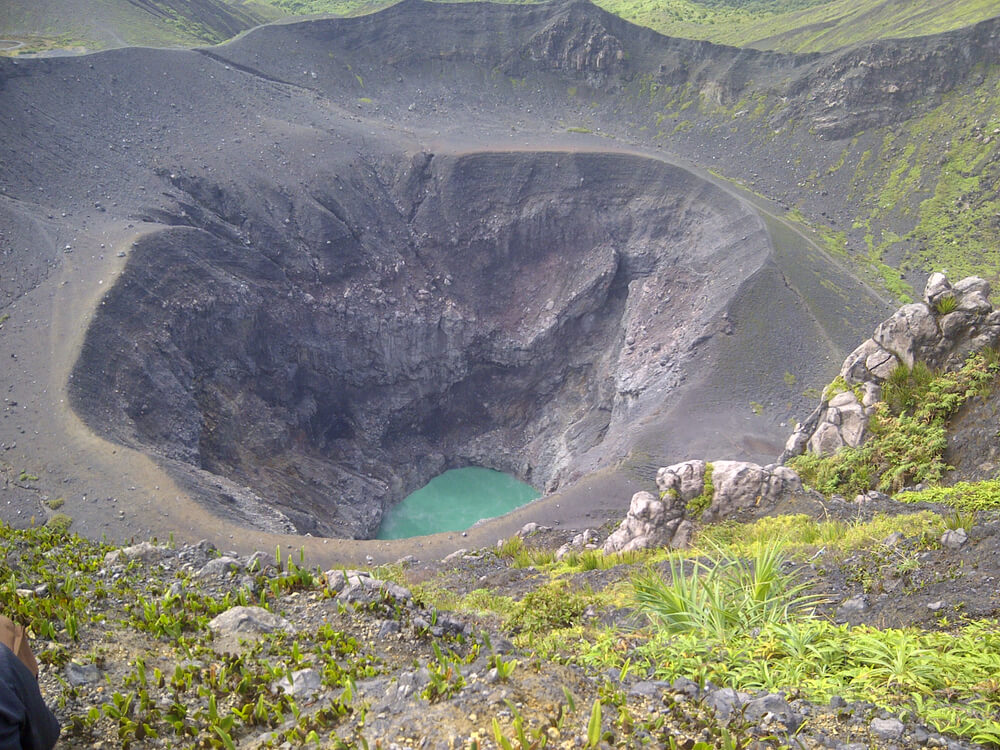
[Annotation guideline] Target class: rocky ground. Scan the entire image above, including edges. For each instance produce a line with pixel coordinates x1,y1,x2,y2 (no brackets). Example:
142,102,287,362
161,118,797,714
13,487,998,749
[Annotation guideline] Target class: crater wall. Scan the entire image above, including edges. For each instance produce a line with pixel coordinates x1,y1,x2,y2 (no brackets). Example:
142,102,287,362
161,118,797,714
70,151,770,538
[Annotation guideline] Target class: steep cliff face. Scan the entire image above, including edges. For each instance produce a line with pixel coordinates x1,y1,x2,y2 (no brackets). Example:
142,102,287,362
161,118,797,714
70,151,774,538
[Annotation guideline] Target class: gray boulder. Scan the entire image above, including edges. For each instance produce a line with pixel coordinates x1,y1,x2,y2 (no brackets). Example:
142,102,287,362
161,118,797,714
603,460,801,552
208,606,292,637
602,490,683,554
103,541,170,566
274,668,323,701
702,461,801,522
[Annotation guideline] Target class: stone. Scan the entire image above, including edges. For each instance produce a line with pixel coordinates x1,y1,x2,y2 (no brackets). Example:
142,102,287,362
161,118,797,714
208,606,292,637
705,461,763,517
957,290,991,313
860,381,881,409
744,693,802,732
274,668,322,700
656,460,707,504
246,550,277,572
836,401,868,447
881,532,905,547
808,421,844,455
836,594,868,622
65,662,101,686
704,687,751,724
628,681,669,698
602,490,681,554
669,519,696,549
923,272,952,305
870,717,905,740
702,460,802,521
938,310,974,339
671,677,701,698
517,522,550,537
873,303,939,368
103,541,169,566
378,620,401,638
828,390,859,409
442,548,469,563
196,556,243,578
953,275,991,298
841,338,897,383
940,528,968,549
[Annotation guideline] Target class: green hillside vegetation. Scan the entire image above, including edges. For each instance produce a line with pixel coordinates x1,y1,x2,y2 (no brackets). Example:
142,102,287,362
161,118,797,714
592,0,1000,52
0,0,283,53
12,499,1000,746
4,0,998,55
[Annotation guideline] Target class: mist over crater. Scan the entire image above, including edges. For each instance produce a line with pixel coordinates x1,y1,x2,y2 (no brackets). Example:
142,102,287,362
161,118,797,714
70,151,769,538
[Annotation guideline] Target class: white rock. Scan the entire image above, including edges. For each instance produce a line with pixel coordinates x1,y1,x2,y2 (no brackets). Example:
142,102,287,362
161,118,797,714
208,606,292,637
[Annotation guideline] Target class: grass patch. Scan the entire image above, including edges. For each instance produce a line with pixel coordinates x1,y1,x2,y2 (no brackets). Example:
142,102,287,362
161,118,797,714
685,462,714,519
629,541,1000,746
633,541,820,644
507,582,589,636
698,512,946,555
898,479,1000,512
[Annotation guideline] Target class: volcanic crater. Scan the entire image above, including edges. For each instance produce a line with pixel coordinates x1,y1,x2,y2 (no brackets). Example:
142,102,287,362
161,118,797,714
0,0,894,550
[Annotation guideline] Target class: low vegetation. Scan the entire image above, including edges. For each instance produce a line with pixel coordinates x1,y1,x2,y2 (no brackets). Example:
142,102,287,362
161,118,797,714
790,350,1000,496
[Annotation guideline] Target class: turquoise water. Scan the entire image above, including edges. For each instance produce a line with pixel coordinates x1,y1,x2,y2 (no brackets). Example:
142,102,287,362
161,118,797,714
376,467,540,539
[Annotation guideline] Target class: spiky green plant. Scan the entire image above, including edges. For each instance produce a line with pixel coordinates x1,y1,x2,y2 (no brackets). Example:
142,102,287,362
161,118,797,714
632,542,820,644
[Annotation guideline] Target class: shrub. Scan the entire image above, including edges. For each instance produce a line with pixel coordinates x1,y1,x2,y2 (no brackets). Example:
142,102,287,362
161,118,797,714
897,479,1000,511
934,295,958,314
46,513,72,534
632,542,819,644
791,351,999,495
507,582,587,634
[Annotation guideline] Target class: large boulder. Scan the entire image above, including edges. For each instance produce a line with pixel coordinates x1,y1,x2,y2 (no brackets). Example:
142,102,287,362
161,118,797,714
603,460,801,552
782,273,1000,461
601,490,684,554
701,461,802,523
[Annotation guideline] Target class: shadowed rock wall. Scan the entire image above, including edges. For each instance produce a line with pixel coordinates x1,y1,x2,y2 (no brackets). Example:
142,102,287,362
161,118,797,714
71,150,769,538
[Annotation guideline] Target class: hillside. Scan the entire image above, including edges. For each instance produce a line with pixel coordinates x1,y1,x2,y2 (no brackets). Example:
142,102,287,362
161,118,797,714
0,0,279,52
592,0,1000,52
3,0,998,56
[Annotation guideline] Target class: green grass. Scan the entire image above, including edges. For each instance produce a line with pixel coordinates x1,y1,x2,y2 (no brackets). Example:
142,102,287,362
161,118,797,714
698,511,946,555
590,0,1000,53
625,539,1000,746
633,541,821,644
898,479,1000,512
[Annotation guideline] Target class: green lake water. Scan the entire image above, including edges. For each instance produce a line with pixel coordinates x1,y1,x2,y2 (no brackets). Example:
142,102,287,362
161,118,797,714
376,467,540,539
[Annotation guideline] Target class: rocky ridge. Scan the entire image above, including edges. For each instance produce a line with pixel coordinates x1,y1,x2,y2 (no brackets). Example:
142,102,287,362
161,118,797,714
783,274,1000,463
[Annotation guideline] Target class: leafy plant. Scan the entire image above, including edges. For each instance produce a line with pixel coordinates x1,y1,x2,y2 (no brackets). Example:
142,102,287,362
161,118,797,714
791,351,999,495
898,479,1000,511
507,582,588,635
686,462,715,518
632,542,819,644
934,295,959,314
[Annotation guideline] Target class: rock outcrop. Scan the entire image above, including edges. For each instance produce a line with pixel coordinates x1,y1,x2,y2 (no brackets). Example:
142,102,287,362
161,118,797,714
602,459,801,553
782,274,1000,461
